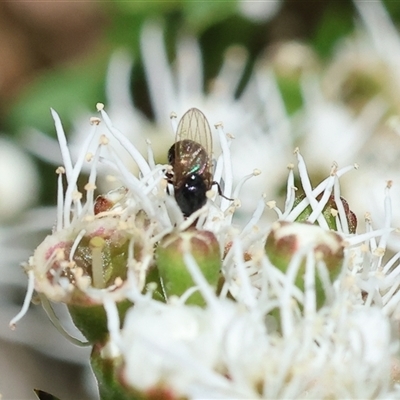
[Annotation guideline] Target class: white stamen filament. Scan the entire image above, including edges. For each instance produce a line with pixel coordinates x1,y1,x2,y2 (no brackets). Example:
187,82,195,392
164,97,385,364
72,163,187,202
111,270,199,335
212,154,225,193
316,260,335,304
69,229,86,262
382,276,400,305
179,205,209,232
107,146,155,217
383,288,400,316
347,228,395,247
282,164,296,218
9,270,35,329
241,195,266,237
267,200,283,219
377,182,393,264
364,213,378,254
183,252,218,309
103,296,122,348
333,176,349,234
303,252,316,319
56,167,65,231
146,139,156,170
232,170,260,199
62,123,98,227
100,108,152,177
280,248,307,337
295,150,329,229
51,109,74,182
232,238,257,309
382,251,400,275
143,172,166,196
307,175,334,224
286,163,356,222
82,141,103,216
215,124,233,210
179,286,201,305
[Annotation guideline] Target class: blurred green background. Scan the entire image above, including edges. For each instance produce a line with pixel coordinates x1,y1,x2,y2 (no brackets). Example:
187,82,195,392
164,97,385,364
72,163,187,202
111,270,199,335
0,0,369,208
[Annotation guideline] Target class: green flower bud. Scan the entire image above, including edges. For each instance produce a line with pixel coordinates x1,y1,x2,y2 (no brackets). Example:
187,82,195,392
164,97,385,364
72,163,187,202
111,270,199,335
156,229,221,306
91,342,128,400
265,221,344,309
68,300,132,344
294,194,357,233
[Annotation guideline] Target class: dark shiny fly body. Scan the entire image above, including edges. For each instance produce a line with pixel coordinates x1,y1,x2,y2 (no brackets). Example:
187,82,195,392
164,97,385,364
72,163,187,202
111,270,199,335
167,108,213,217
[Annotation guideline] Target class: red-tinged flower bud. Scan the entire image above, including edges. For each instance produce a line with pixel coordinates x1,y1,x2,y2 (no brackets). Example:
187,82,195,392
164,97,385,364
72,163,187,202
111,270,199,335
29,214,151,343
265,221,345,308
156,229,221,306
94,186,128,215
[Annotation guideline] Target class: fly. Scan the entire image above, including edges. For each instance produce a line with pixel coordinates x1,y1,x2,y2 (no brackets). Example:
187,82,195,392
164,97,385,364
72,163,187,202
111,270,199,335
166,108,229,217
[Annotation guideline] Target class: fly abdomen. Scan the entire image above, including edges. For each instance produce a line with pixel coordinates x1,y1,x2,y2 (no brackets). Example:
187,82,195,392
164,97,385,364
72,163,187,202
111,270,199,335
174,173,208,217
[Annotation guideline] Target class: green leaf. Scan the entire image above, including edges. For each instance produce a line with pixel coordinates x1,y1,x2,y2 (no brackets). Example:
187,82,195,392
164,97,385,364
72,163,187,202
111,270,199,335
182,0,237,33
6,53,109,134
33,389,61,400
311,5,354,58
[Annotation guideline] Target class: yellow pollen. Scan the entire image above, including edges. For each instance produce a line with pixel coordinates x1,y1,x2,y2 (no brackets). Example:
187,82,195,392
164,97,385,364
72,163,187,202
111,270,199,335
100,135,109,145
85,152,93,162
72,191,82,200
84,183,97,191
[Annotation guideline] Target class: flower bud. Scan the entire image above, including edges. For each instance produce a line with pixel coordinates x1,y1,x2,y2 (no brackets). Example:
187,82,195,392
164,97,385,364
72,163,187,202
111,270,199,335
156,229,221,306
91,341,127,400
29,215,148,343
294,194,357,233
265,221,344,308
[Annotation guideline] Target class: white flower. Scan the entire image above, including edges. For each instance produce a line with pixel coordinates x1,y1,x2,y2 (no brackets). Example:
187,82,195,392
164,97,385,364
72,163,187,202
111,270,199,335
0,137,39,220
237,0,282,23
120,297,269,398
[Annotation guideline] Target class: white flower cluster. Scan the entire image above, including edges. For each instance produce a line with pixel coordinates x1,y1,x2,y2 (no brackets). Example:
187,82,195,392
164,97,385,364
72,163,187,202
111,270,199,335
12,103,400,399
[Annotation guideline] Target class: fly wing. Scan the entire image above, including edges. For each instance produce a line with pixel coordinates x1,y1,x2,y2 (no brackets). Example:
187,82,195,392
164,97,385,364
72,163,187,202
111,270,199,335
174,108,213,187
175,108,212,158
